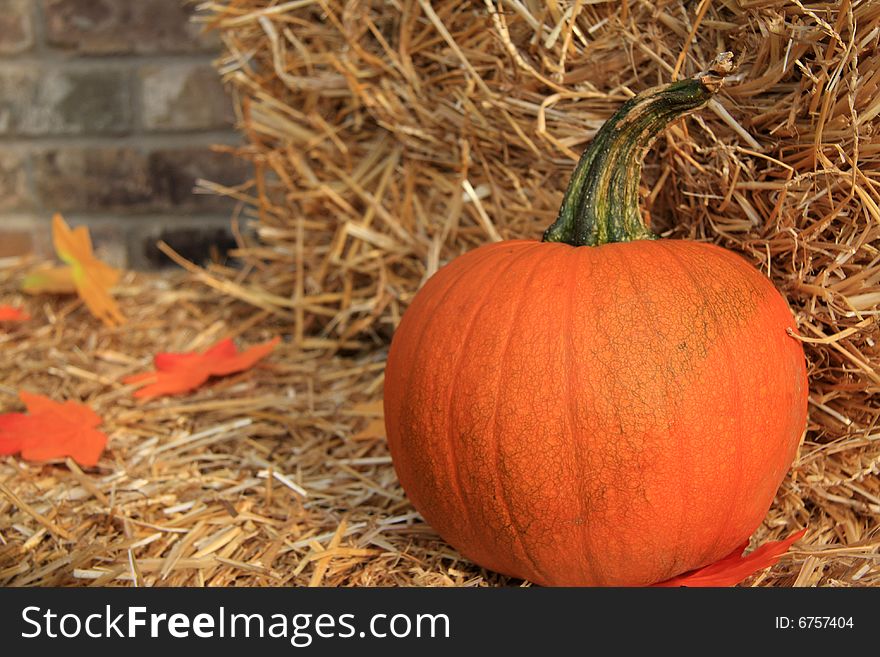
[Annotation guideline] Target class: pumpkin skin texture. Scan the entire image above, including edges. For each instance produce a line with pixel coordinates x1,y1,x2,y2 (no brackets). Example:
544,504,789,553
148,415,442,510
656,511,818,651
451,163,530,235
383,238,808,586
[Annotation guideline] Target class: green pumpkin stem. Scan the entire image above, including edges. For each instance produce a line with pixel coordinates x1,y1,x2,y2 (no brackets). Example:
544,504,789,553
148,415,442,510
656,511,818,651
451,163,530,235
543,53,735,247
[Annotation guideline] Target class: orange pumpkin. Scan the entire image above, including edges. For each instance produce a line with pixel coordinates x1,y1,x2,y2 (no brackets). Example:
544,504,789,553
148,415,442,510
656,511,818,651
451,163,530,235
383,54,808,586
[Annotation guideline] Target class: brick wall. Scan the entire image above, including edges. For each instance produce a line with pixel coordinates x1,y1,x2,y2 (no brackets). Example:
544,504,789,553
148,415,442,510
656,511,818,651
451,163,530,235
0,0,248,269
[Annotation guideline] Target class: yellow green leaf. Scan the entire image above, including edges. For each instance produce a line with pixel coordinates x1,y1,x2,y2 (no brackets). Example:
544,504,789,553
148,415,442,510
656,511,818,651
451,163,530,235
22,266,77,295
51,214,125,327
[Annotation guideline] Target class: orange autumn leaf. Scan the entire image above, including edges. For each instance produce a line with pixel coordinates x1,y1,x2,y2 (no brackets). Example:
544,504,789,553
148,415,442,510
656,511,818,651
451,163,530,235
653,528,807,587
124,336,282,400
21,216,124,326
0,305,29,321
0,391,108,467
50,214,125,327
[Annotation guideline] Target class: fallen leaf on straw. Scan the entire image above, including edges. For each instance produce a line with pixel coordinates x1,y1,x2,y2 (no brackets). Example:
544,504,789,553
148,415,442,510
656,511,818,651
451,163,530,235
53,214,125,326
0,391,108,467
22,215,125,326
124,336,282,400
22,266,77,295
653,529,807,587
0,305,29,321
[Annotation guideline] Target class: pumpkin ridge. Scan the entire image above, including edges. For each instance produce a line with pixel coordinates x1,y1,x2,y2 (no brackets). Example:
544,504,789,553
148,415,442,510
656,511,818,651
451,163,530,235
442,241,547,571
394,245,504,425
696,241,805,521
485,244,565,584
563,247,599,585
390,243,511,540
398,244,514,377
655,241,750,573
607,242,686,582
590,245,632,581
643,242,703,578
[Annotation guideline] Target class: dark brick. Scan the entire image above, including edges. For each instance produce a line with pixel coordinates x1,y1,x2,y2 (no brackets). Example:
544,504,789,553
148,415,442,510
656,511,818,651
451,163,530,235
0,0,34,54
33,148,153,211
0,68,131,136
0,150,31,211
140,64,233,131
44,0,219,54
148,147,249,211
134,224,237,270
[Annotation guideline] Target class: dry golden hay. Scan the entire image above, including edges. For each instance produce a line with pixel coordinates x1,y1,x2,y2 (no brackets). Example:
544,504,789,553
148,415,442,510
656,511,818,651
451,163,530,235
0,0,877,587
0,258,871,587
1,259,496,586
199,0,876,583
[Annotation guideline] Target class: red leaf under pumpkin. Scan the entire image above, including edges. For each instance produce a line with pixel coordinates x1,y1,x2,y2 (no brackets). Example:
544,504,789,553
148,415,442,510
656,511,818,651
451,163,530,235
0,391,108,467
124,336,281,400
0,305,29,321
653,528,807,587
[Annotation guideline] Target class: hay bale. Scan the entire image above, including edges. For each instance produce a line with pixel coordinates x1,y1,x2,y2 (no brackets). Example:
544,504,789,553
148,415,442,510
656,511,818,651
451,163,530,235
195,0,879,584
205,0,878,427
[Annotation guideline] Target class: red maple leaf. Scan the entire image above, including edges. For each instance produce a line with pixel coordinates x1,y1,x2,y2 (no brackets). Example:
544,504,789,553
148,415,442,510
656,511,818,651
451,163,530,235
653,528,807,587
0,305,29,321
124,336,281,400
0,391,108,467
